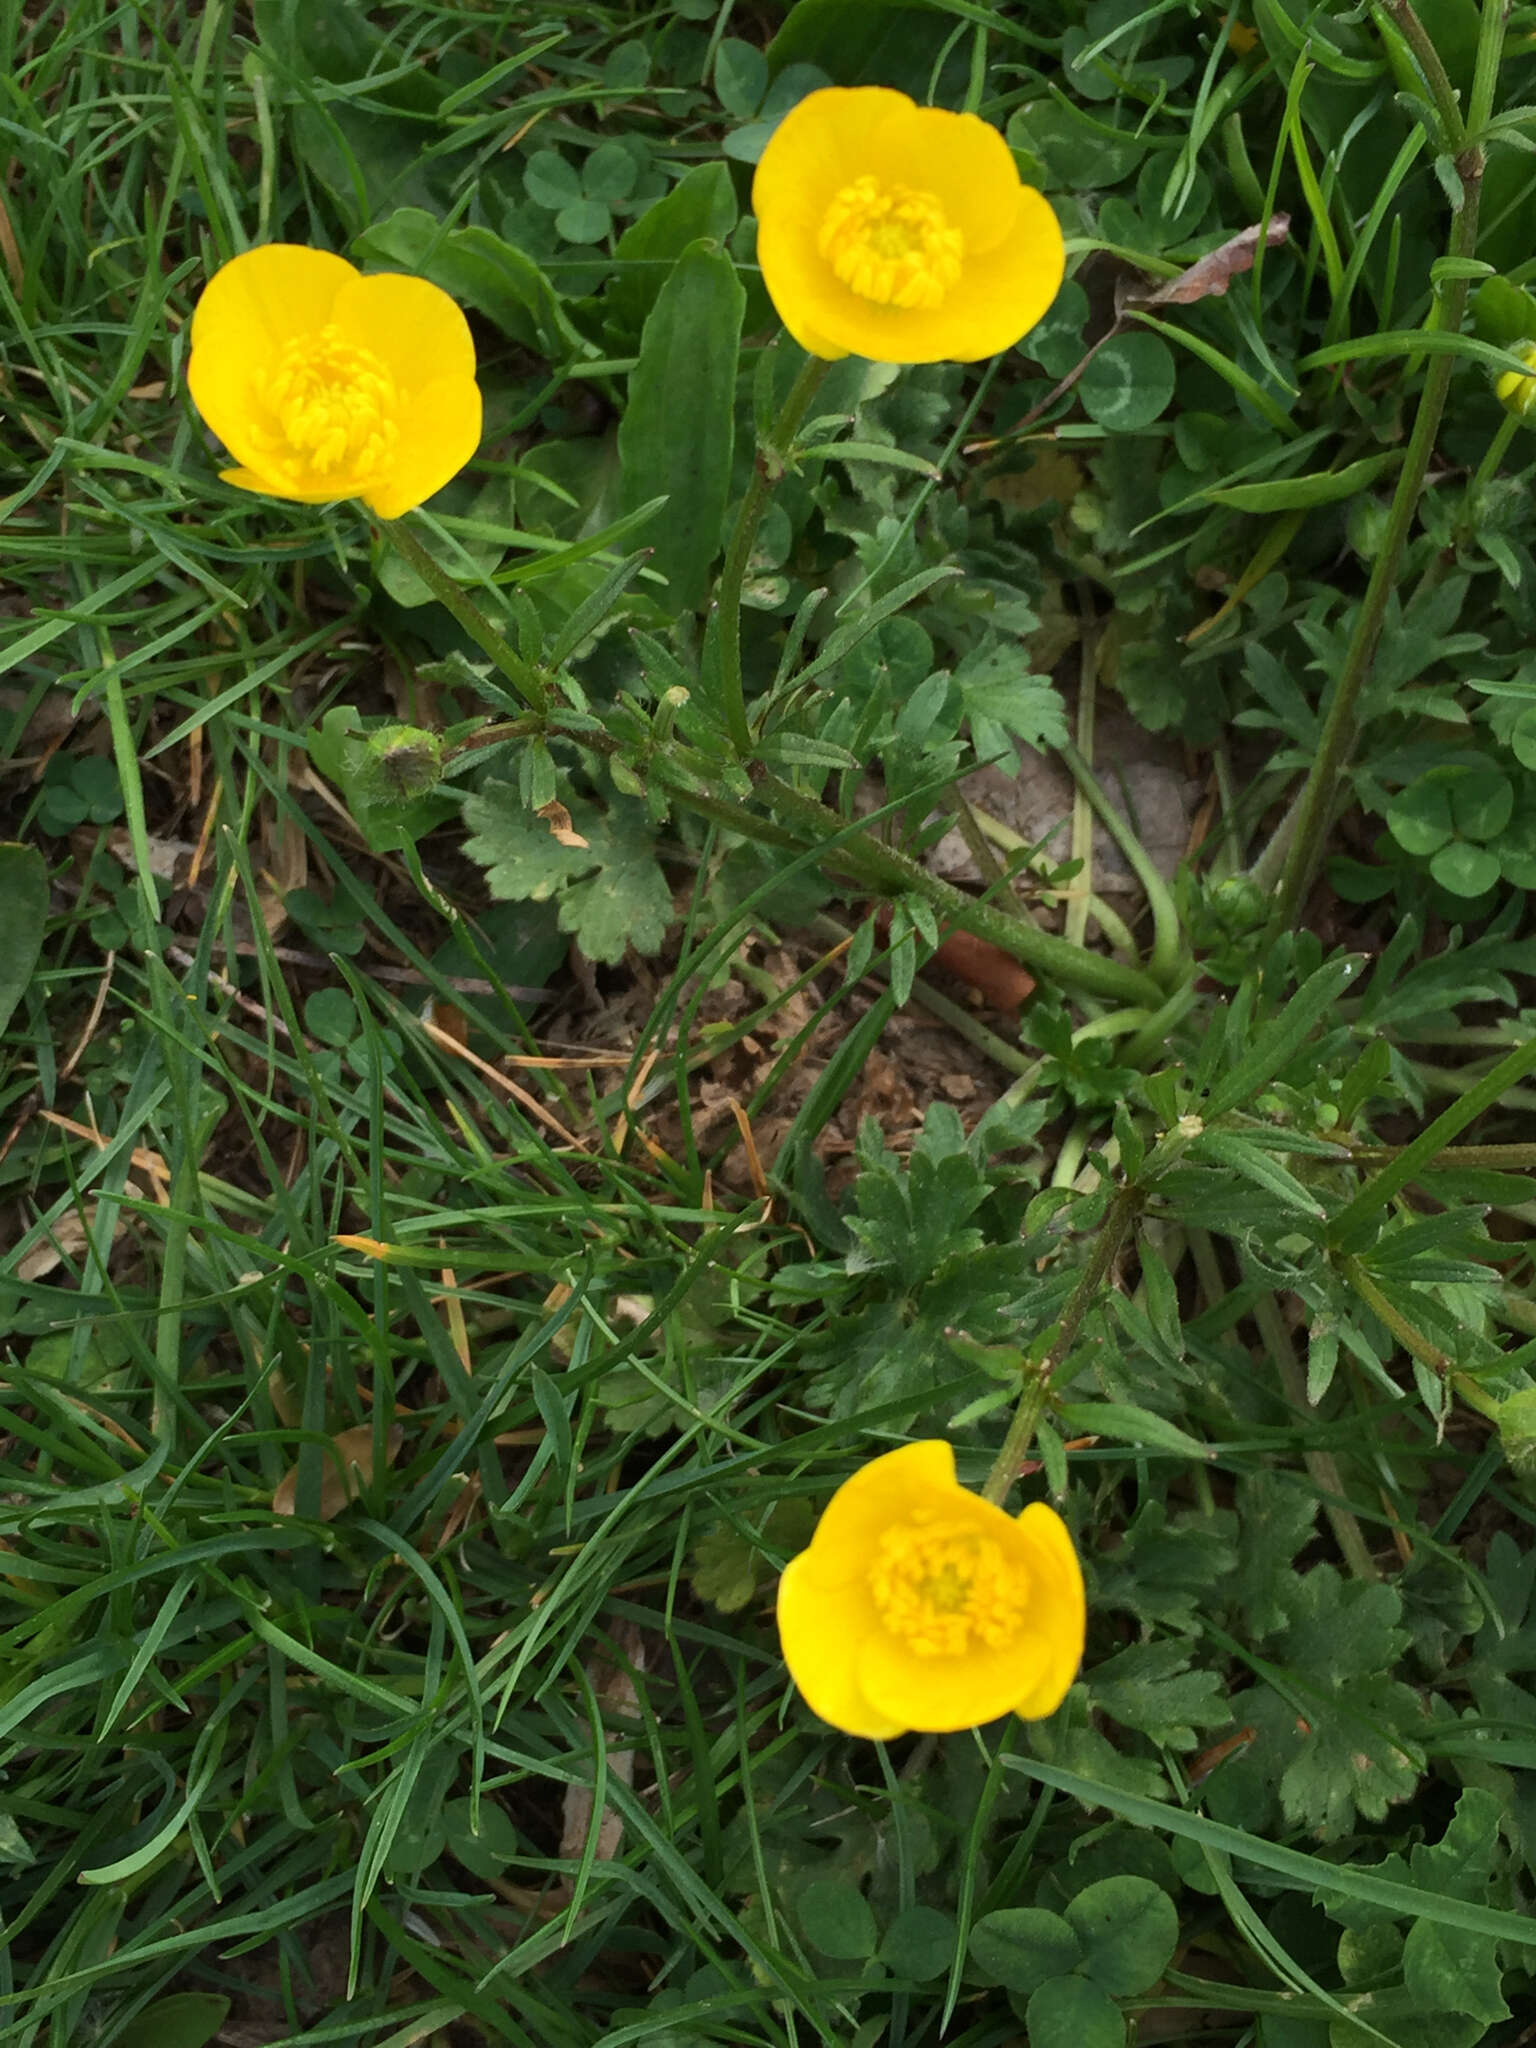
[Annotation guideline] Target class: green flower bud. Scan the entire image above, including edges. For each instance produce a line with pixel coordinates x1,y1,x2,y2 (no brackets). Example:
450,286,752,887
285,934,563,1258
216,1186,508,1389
1494,1386,1536,1480
359,724,444,806
1207,873,1268,938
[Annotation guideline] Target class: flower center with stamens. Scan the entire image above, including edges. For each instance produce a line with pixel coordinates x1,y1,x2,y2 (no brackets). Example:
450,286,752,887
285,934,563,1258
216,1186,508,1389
869,1520,1029,1657
818,175,964,310
257,326,399,478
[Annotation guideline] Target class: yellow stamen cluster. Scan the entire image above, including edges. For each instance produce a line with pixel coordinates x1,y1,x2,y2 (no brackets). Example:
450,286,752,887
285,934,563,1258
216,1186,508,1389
258,324,399,477
817,174,964,310
869,1519,1029,1656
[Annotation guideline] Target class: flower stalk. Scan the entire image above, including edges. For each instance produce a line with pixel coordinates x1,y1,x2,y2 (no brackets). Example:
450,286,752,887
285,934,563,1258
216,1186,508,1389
1260,0,1507,937
383,520,549,715
982,1180,1144,1506
714,349,829,757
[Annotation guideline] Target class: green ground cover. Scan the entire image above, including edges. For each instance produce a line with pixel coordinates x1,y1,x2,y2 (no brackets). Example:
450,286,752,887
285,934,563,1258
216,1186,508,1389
4,0,1536,2043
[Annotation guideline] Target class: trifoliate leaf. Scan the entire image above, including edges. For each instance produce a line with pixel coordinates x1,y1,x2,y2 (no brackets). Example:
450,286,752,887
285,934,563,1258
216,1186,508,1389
1063,1875,1178,1996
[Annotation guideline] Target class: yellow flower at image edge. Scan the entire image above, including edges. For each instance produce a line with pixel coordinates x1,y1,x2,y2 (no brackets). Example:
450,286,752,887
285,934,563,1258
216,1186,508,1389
187,245,482,517
1496,338,1536,419
777,1440,1085,1738
751,86,1065,364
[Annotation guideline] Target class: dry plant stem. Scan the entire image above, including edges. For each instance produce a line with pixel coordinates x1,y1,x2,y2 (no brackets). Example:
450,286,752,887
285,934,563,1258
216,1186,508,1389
1250,1289,1380,1582
1057,741,1184,987
1066,588,1098,951
1347,1140,1536,1168
961,797,1140,957
982,1181,1143,1507
1261,0,1501,936
383,519,549,713
716,351,830,757
759,768,1166,1008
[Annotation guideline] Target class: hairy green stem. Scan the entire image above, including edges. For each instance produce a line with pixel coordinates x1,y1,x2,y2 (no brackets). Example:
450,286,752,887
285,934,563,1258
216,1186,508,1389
759,769,1166,1007
959,796,1140,957
1340,1256,1502,1420
560,720,1165,1006
1347,1140,1536,1167
383,519,549,713
386,362,1165,1010
715,350,830,755
1260,0,1502,935
982,1182,1143,1506
1381,0,1468,146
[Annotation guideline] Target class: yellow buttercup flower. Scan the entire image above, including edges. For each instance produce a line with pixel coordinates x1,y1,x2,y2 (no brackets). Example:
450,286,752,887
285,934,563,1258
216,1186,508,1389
777,1440,1085,1738
751,87,1065,364
1496,338,1536,419
187,245,482,518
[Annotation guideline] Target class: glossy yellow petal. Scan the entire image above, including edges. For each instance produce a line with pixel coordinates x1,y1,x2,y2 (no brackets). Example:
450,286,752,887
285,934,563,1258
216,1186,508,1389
759,182,1062,365
858,1627,1056,1733
190,244,356,362
858,102,1023,256
777,1552,906,1740
789,1439,959,1590
1010,1502,1086,1717
331,270,477,397
189,247,356,463
752,85,1063,365
360,373,482,519
753,86,918,227
217,463,370,505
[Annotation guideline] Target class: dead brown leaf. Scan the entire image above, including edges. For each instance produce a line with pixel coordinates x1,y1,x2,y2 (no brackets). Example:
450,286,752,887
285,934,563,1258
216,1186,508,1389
106,826,198,883
558,1622,646,1871
14,1187,144,1280
272,1421,404,1520
1133,214,1291,307
257,751,309,939
928,926,1036,1012
537,798,590,849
